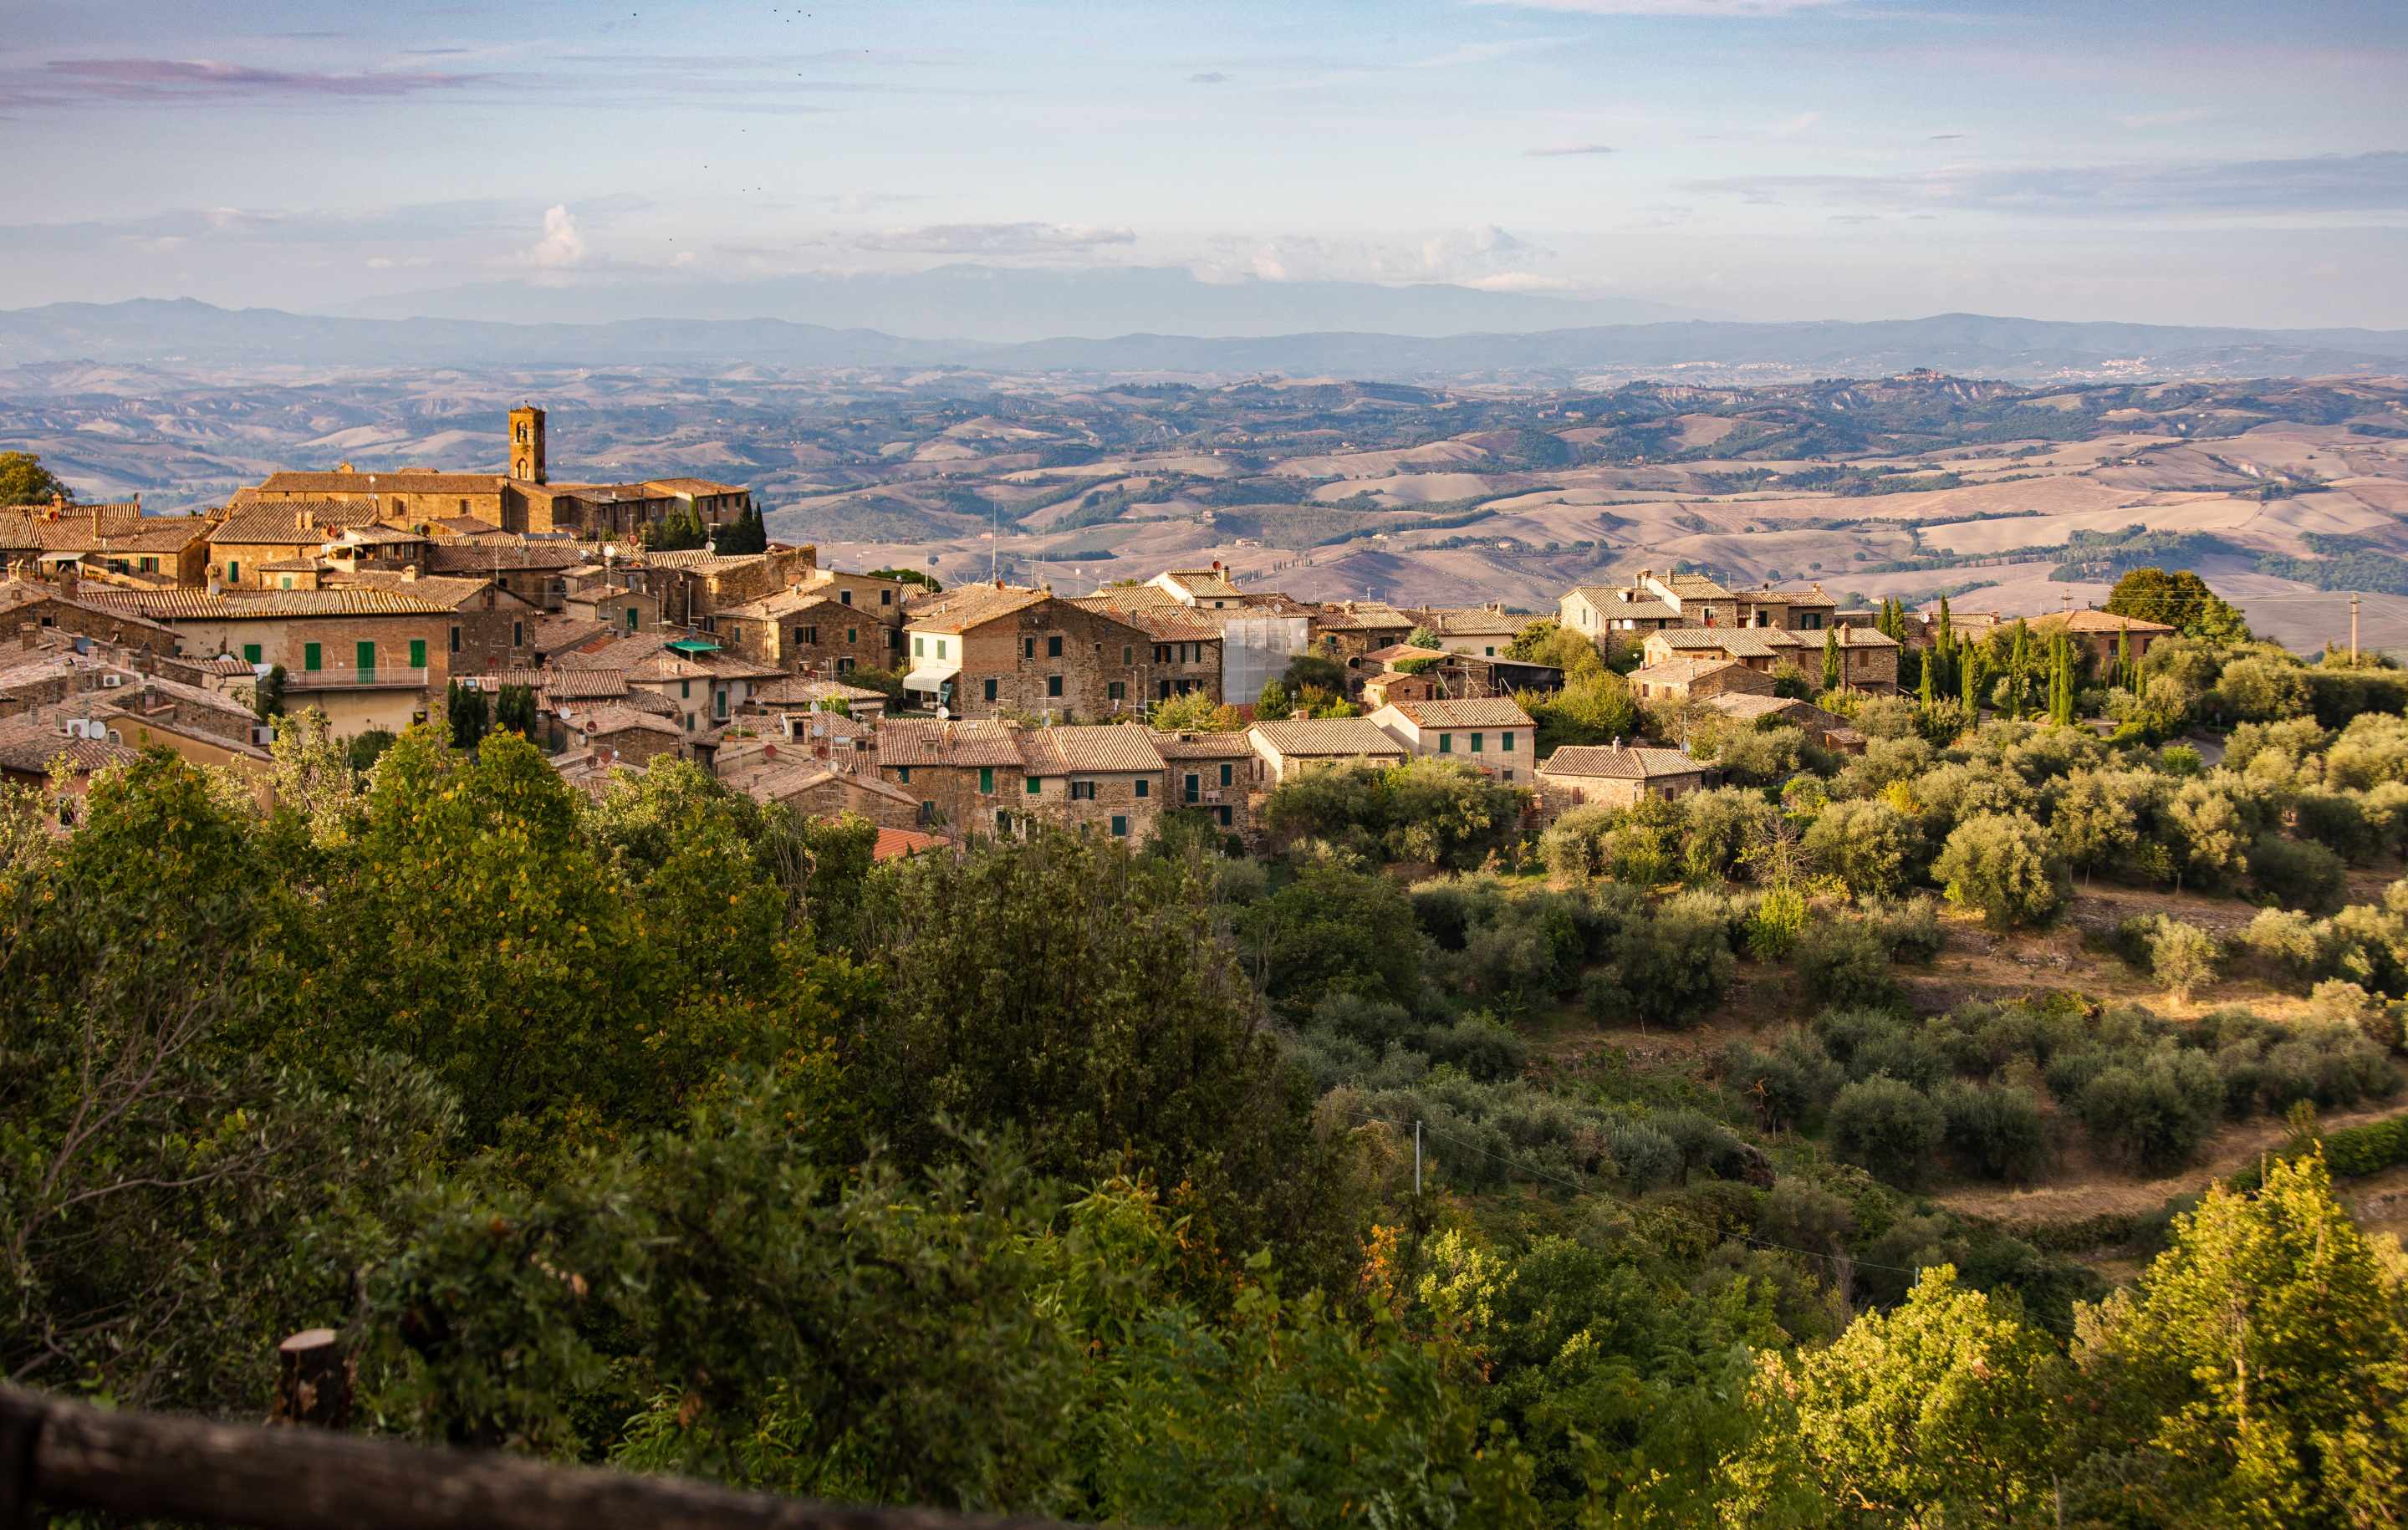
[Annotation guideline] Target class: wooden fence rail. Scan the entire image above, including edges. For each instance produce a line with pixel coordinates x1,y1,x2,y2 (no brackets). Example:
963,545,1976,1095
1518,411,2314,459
0,1385,1079,1530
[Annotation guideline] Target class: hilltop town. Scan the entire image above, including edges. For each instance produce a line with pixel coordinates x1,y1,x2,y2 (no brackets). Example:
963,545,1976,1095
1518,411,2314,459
0,403,2210,847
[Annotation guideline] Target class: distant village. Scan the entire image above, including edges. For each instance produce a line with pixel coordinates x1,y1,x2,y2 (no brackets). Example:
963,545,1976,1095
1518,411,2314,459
0,405,2177,854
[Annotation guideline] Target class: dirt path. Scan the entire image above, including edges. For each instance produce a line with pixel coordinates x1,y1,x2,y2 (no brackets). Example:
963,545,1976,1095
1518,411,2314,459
1931,1101,2408,1226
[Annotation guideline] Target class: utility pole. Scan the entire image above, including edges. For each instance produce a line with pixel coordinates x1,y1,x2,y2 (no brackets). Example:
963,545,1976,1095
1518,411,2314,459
2352,592,2362,662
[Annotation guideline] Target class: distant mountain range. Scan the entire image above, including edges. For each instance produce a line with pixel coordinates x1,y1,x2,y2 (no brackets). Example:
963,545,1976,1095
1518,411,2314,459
338,264,1709,340
4,297,2407,384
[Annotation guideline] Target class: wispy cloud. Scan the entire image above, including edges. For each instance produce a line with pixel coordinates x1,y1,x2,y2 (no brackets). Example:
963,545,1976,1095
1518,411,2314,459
1207,224,1552,286
2119,107,2212,130
34,57,491,99
1189,70,1231,84
1927,131,1966,140
1525,142,1619,157
522,205,588,270
1772,110,1823,135
849,222,1138,255
1472,0,1860,15
1690,150,2408,217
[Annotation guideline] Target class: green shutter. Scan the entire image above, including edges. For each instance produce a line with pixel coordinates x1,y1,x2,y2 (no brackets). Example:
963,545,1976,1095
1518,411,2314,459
355,640,375,675
303,642,321,671
242,643,262,665
409,639,426,669
1502,731,1515,752
979,766,994,793
1437,732,1451,753
1026,776,1041,796
1111,815,1127,837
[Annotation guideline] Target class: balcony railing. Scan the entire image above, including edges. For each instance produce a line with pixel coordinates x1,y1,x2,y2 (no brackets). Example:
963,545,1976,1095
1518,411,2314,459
283,666,431,691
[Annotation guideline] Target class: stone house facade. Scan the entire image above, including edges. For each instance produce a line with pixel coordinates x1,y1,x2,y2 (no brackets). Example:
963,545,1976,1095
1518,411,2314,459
1537,742,1710,811
904,584,1153,721
1365,697,1538,784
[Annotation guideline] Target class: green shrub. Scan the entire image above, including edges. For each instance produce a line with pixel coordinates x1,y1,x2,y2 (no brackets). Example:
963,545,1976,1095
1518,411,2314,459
2292,791,2370,864
1744,885,1807,961
1609,1121,1683,1191
1869,895,1946,963
1723,1031,1846,1133
2075,1051,2222,1170
2145,916,2221,1002
1933,812,2065,929
1587,900,1735,1029
2246,834,2348,915
1794,917,1900,1008
1827,1075,1946,1186
1937,1081,2049,1181
1802,798,1919,896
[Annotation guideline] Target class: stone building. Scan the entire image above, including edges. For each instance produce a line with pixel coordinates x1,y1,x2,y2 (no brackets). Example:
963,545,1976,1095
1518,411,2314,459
1628,657,1776,704
902,583,1153,721
1537,742,1710,810
1408,604,1527,658
1365,697,1538,783
325,569,543,676
1151,728,1263,840
713,587,899,677
1015,724,1170,842
1246,717,1409,784
875,716,1028,832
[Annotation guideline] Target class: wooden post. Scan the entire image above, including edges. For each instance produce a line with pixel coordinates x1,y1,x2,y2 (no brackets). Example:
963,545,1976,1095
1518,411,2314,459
271,1329,350,1431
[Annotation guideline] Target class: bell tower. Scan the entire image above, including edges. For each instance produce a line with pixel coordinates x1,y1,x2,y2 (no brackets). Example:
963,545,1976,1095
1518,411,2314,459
508,405,547,484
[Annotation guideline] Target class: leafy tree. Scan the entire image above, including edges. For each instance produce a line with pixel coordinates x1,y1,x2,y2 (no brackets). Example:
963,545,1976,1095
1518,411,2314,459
1520,671,1638,755
1803,797,1919,896
1585,894,1734,1028
1934,811,2065,928
644,502,710,551
2107,567,2250,643
1258,678,1293,717
712,503,768,555
1240,862,1422,1015
1732,1266,2065,1525
1150,690,1244,731
2146,915,2221,1001
2067,1151,2408,1525
445,679,488,752
253,663,287,721
866,566,942,593
1409,624,1444,650
1281,652,1348,697
494,681,538,737
0,450,66,506
346,725,399,774
1826,1075,1946,1186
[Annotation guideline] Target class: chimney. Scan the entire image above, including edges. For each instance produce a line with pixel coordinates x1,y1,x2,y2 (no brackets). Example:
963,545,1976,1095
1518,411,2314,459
993,577,1004,589
400,564,418,582
1291,707,1310,721
18,623,36,652
337,462,355,474
296,508,312,530
49,492,65,510
57,563,79,601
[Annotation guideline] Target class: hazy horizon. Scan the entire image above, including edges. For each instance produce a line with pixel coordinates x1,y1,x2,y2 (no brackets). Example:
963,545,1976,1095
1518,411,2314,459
4,0,2405,330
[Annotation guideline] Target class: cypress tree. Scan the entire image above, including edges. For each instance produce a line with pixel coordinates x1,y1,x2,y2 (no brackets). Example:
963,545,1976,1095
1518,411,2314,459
1823,627,1843,692
2117,628,2135,691
1918,650,1936,706
1961,643,1982,716
446,679,489,752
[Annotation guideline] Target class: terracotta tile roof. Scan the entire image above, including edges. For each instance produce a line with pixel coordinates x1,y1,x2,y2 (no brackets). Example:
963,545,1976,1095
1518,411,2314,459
1540,743,1704,779
1630,656,1750,686
641,477,748,495
1074,584,1186,613
1149,728,1254,759
639,549,777,574
530,616,614,656
255,470,505,495
1071,596,1222,641
327,570,519,611
1652,627,1781,659
1594,598,1679,621
875,717,1025,769
751,676,885,706
78,587,453,620
1745,584,1834,603
1156,568,1244,599
0,709,140,774
0,511,209,554
717,588,850,621
1416,606,1526,637
1360,643,1448,666
1659,572,1734,599
2062,609,2175,635
1018,724,1167,775
255,557,326,574
870,825,948,861
1833,624,1899,649
572,705,682,738
534,667,632,701
907,583,1051,632
1378,697,1533,728
1249,717,1408,757
424,542,594,574
1311,601,1414,632
208,501,386,543
628,649,783,684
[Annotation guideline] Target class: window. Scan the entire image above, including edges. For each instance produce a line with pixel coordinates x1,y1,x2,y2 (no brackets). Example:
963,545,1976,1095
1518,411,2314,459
897,767,911,783
625,608,639,634
1502,732,1515,752
1217,805,1233,827
1022,637,1035,660
1501,768,1514,782
882,589,893,605
242,643,262,665
409,639,426,669
450,625,462,654
227,560,241,584
840,589,853,606
1124,645,1134,665
140,556,157,574
979,766,994,793
304,642,322,671
512,620,523,646
1110,815,1128,838
1437,732,1451,753
921,801,936,825
1026,776,1041,795
1135,778,1150,798
681,680,692,699
1047,635,1063,658
279,577,293,590
1070,780,1096,801
793,626,807,646
936,639,947,660
996,809,1011,833
839,658,854,673
1107,681,1124,701
1484,645,1497,657
1471,732,1485,753
804,625,819,645
983,677,998,702
1047,675,1064,698
1185,773,1200,803
355,640,376,674
715,688,729,719
915,635,926,658
1219,762,1234,788
846,628,857,644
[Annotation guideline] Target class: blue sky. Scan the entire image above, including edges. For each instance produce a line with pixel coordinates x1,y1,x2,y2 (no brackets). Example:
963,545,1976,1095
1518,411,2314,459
4,0,2405,326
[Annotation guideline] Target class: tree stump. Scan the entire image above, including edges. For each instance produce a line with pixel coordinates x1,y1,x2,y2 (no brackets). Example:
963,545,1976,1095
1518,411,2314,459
271,1329,351,1431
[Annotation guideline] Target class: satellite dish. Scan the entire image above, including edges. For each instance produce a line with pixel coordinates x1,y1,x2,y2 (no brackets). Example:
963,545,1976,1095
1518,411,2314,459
936,706,951,721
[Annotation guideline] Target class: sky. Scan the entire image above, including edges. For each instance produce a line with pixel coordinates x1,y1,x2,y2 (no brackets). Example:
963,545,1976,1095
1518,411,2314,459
3,0,2405,329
